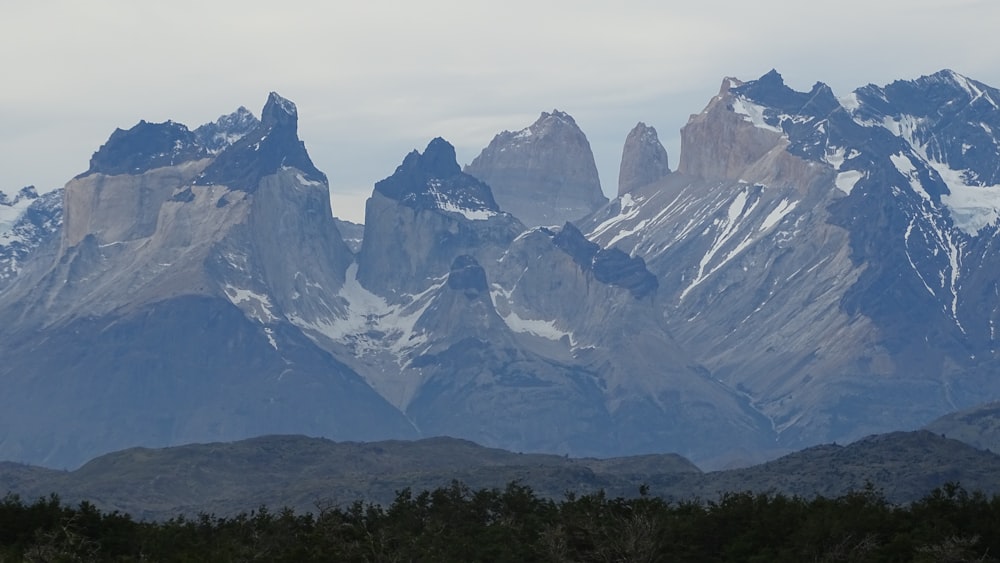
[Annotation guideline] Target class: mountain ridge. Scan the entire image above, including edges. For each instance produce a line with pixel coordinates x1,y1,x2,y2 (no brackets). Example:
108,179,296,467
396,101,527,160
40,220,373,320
2,430,995,520
2,69,1000,471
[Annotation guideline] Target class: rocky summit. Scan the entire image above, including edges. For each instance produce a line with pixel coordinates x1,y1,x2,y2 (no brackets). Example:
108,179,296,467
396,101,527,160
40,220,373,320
617,122,670,196
583,68,1000,460
3,70,1000,471
464,110,608,227
0,94,410,468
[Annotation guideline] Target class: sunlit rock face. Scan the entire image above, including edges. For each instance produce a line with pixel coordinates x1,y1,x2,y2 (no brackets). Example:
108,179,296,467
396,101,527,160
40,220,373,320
618,122,670,196
465,110,607,227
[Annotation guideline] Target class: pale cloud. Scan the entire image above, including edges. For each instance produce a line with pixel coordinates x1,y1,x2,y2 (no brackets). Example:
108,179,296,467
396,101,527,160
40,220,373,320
1,1,998,223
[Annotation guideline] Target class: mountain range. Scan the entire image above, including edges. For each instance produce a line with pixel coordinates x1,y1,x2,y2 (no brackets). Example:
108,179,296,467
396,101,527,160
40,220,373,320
2,69,1000,471
2,429,996,520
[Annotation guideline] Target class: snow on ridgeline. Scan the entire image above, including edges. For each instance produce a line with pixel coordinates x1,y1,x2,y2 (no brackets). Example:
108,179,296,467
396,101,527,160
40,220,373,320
426,180,497,221
289,264,437,363
0,187,39,234
730,96,783,134
878,114,1000,236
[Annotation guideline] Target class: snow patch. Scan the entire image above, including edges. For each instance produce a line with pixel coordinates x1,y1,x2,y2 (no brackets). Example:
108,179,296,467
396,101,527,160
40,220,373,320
890,153,931,201
883,111,1000,234
501,309,574,343
938,169,1000,235
224,284,279,323
589,193,643,239
835,171,863,194
295,173,323,187
291,264,440,364
426,179,496,221
680,188,759,300
838,92,861,112
759,199,798,232
0,192,35,235
730,96,783,133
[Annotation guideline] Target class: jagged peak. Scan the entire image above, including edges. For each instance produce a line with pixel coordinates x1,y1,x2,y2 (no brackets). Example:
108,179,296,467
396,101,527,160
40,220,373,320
735,69,795,100
810,81,834,95
550,222,658,299
208,106,258,128
922,69,989,100
729,70,840,117
263,91,298,122
533,109,579,132
193,106,261,154
393,138,462,181
420,137,462,177
719,77,744,94
374,137,499,215
930,68,969,83
618,122,670,196
0,186,39,206
630,122,660,143
195,92,325,191
79,119,207,178
502,109,583,141
758,69,785,87
539,109,576,125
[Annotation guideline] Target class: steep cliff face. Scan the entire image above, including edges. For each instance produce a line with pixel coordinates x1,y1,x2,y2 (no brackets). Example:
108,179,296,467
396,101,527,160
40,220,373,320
488,224,774,461
464,110,608,227
0,187,62,291
0,94,412,468
618,122,670,196
582,69,1000,453
356,138,523,298
6,70,1000,470
5,93,352,328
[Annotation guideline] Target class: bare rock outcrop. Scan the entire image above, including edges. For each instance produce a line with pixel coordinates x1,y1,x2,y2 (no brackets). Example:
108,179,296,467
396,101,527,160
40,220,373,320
617,122,670,196
465,110,607,227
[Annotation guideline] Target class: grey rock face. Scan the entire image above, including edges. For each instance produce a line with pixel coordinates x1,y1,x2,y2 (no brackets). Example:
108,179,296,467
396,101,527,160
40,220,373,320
551,222,658,299
582,69,1000,458
7,69,1000,471
81,121,208,177
465,110,608,227
617,122,670,196
0,93,380,468
196,92,326,192
0,296,415,468
0,187,62,291
193,106,260,154
357,138,523,298
332,218,364,253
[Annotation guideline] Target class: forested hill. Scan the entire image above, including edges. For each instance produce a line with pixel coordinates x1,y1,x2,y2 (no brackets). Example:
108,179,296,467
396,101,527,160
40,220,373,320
4,431,1000,521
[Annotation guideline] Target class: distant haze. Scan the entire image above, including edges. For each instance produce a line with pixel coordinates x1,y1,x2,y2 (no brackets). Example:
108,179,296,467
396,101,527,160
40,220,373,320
2,0,998,223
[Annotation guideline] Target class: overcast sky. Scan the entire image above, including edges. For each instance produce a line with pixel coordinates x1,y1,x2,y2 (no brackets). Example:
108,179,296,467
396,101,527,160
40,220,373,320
2,1,998,222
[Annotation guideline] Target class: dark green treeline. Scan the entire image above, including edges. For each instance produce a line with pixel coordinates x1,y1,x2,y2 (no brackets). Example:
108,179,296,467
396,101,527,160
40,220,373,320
2,481,1000,561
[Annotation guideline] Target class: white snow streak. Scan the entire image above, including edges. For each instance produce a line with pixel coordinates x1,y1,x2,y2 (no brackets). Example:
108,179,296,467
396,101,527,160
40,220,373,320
680,189,757,300
224,284,279,323
292,264,439,364
882,115,1000,235
759,199,798,232
730,97,783,133
426,180,497,221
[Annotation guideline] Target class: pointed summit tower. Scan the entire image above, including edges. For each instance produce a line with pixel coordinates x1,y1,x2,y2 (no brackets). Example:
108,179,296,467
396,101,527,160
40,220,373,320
617,122,670,196
465,110,608,227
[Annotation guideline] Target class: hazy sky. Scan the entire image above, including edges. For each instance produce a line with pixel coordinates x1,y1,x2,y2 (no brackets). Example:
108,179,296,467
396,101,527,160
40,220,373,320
2,1,997,222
